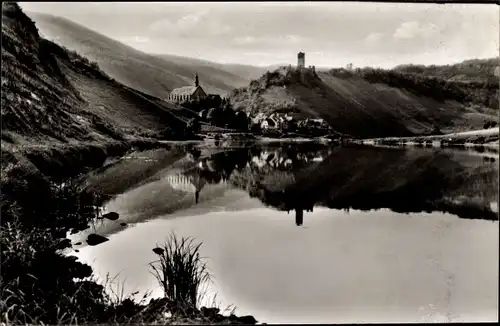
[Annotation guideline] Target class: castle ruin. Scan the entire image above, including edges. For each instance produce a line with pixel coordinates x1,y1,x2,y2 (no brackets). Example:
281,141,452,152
297,52,305,69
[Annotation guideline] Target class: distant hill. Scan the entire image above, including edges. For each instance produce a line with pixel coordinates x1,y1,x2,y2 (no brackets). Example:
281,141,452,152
1,2,188,176
391,58,500,110
153,53,268,85
230,66,498,138
393,58,499,83
27,12,266,97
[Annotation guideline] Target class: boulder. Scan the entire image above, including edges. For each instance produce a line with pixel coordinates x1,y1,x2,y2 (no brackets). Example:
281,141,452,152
102,212,120,220
86,233,109,246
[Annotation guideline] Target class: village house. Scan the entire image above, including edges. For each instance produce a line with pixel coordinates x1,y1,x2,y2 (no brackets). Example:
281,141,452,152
309,118,329,129
259,112,297,130
261,117,277,130
167,73,207,103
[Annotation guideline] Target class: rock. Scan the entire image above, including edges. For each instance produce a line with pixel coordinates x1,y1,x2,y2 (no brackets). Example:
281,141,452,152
201,307,220,318
152,247,164,255
238,315,258,324
102,212,120,220
56,238,72,250
120,222,127,226
86,233,109,246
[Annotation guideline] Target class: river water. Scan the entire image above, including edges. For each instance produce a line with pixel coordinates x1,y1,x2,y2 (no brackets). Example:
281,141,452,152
70,142,499,323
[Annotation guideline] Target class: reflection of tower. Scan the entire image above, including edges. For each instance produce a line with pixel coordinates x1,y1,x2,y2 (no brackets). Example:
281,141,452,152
295,208,303,226
191,173,207,204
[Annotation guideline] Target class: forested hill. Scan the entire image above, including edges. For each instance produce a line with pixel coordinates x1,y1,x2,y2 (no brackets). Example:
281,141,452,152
393,58,499,83
389,57,500,110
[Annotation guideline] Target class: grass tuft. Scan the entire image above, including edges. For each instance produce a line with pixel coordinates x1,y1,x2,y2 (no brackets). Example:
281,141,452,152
149,232,212,317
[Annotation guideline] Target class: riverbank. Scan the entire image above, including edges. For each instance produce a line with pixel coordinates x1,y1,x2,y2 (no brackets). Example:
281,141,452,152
354,128,499,150
0,135,263,325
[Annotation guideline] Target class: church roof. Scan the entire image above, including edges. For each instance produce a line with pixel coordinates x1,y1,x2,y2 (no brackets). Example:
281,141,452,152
170,86,202,96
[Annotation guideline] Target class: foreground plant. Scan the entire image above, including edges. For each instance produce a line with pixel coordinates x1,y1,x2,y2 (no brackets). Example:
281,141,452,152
149,233,212,316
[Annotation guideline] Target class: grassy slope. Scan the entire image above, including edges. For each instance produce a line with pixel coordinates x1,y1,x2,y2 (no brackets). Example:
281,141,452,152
27,12,264,97
230,67,498,138
1,2,186,181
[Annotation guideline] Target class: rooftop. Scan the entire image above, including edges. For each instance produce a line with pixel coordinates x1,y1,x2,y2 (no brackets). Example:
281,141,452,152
170,86,201,96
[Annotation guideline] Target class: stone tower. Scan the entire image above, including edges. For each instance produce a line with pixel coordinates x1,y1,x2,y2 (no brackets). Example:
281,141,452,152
194,73,199,87
297,52,305,69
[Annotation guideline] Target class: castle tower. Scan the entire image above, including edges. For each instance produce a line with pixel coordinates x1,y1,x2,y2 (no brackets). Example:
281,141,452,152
194,73,199,87
297,52,305,69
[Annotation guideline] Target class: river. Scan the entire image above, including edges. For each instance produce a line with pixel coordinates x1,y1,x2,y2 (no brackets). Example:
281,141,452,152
69,142,498,323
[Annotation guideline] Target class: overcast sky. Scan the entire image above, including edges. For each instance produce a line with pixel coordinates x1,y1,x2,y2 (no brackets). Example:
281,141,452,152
19,1,499,68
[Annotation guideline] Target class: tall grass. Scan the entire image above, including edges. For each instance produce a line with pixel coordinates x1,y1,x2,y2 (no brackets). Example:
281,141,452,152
149,233,212,316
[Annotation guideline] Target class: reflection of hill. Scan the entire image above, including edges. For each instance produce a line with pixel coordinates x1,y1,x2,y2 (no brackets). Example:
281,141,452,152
74,144,330,240
232,146,499,221
77,144,496,242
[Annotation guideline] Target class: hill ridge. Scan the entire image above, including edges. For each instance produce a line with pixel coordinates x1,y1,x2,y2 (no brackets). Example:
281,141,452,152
1,2,188,149
26,11,266,98
230,65,498,138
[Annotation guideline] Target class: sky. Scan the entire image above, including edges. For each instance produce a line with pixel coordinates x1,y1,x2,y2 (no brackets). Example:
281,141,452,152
19,1,500,68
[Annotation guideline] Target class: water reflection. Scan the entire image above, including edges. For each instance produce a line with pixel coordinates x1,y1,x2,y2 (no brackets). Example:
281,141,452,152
73,144,498,323
175,145,497,225
81,144,498,236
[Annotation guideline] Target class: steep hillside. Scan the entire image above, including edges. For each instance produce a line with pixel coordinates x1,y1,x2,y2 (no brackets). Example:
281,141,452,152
27,12,262,97
230,66,498,138
1,2,186,177
2,2,186,144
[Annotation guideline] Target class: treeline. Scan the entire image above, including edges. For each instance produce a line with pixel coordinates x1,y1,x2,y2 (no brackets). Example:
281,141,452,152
180,96,250,131
393,58,499,83
329,60,499,110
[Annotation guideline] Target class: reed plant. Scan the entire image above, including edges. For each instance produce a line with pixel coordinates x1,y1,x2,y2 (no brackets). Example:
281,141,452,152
149,233,212,316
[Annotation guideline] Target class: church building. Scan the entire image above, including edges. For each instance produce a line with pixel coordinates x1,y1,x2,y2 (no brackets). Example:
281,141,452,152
168,73,207,103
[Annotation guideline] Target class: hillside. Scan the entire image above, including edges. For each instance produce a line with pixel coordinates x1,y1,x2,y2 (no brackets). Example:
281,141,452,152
393,58,499,83
1,2,188,179
26,12,264,97
230,66,498,138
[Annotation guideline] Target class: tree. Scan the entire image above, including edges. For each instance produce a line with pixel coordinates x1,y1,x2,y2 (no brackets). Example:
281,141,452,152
235,111,249,131
250,123,262,134
207,94,222,109
286,118,297,133
222,106,236,128
207,107,224,127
